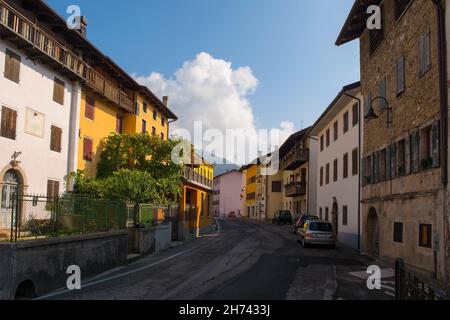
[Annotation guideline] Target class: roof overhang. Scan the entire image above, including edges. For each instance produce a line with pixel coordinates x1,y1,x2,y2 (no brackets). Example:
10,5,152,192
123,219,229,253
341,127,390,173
138,86,178,120
335,0,381,46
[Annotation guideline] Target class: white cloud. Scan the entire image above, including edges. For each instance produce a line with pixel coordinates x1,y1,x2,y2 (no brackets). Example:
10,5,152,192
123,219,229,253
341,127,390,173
134,52,295,165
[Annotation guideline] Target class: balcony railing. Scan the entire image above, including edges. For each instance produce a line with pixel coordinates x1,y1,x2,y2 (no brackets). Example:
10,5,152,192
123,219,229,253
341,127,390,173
284,182,307,197
282,148,309,170
0,1,134,113
183,167,213,190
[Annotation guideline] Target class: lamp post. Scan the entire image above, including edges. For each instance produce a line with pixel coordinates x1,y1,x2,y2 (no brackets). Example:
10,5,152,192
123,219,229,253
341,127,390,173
365,96,392,127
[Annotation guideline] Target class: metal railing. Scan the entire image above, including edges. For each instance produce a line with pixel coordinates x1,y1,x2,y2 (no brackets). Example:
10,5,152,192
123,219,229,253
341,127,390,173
395,258,449,300
183,167,213,189
3,194,127,242
0,0,134,113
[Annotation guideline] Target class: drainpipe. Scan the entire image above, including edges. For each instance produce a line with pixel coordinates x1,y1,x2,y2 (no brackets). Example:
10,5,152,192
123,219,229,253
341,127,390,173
344,92,362,253
432,0,448,281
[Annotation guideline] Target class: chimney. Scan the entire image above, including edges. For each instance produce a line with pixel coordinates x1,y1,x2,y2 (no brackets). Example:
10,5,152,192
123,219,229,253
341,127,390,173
163,96,169,107
77,16,88,37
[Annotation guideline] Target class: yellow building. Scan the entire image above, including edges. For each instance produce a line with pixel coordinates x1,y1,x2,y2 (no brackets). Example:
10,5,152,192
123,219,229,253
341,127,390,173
241,163,257,219
179,153,214,238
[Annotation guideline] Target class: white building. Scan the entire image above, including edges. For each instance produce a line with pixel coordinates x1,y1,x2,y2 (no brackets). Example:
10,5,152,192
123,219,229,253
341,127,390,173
309,82,363,250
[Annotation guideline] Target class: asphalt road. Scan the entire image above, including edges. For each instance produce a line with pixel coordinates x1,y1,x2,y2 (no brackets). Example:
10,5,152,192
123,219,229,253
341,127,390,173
42,218,395,300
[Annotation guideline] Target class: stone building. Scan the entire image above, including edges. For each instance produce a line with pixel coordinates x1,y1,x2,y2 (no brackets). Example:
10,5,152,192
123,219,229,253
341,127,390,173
337,0,448,283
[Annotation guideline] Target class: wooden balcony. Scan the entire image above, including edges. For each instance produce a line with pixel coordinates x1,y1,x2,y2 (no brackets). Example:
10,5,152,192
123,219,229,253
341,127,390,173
0,1,134,113
284,182,307,197
282,148,309,170
183,167,213,190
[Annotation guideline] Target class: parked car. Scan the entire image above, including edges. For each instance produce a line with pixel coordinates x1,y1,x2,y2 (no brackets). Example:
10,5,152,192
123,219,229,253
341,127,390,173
272,211,293,225
297,220,336,249
228,212,236,218
293,214,319,234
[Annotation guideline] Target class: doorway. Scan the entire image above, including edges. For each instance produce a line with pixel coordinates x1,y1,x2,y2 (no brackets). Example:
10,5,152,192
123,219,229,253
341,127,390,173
1,170,21,230
366,207,380,257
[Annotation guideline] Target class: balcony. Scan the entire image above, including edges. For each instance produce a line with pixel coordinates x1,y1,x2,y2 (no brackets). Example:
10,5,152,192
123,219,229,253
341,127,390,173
0,1,134,113
282,148,309,170
284,182,307,197
183,167,213,190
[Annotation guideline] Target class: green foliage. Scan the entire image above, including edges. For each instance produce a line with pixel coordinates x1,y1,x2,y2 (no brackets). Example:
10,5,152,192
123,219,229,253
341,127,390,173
72,133,183,205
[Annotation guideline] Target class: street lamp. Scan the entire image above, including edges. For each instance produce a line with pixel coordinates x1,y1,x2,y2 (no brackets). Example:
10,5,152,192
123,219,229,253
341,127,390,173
364,96,392,127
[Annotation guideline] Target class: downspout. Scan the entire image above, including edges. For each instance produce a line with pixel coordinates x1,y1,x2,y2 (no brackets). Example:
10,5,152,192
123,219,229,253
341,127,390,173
344,92,362,253
432,0,448,281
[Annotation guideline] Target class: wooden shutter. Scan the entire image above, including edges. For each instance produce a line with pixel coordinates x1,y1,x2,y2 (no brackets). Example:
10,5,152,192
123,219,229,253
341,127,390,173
116,115,123,133
85,96,95,120
50,126,62,152
431,121,440,168
379,78,387,109
364,92,372,116
135,102,140,116
352,148,358,176
83,138,93,161
411,131,420,173
361,158,366,186
53,77,65,105
386,146,391,180
343,153,349,179
1,106,17,140
396,57,405,94
352,103,359,126
405,135,411,175
47,180,60,199
4,49,21,83
390,144,397,179
374,152,379,183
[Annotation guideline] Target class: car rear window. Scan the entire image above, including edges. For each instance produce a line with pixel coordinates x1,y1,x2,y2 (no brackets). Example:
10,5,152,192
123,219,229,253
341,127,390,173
280,211,291,216
309,222,333,232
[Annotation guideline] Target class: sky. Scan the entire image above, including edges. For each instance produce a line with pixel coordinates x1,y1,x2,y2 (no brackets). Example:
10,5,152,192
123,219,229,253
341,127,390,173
47,0,359,163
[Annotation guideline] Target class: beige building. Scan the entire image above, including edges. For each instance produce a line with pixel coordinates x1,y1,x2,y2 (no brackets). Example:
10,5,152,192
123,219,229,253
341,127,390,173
337,0,448,282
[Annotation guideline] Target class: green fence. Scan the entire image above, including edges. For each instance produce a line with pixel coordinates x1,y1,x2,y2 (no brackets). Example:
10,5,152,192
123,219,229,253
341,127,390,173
5,194,128,242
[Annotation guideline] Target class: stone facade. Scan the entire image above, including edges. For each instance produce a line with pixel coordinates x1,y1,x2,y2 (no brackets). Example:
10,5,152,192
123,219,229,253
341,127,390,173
359,0,445,281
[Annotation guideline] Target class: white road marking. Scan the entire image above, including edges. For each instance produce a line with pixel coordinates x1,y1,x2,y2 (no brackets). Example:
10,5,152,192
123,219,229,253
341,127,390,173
35,245,200,300
385,291,395,297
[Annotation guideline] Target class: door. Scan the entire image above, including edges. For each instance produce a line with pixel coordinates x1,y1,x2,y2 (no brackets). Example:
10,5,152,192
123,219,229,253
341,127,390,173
1,170,20,229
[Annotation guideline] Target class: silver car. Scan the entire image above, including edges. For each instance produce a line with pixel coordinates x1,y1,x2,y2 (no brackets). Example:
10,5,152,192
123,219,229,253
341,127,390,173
297,220,336,249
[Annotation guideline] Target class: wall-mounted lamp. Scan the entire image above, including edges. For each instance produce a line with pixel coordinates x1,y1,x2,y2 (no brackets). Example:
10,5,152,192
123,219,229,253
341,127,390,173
364,96,392,128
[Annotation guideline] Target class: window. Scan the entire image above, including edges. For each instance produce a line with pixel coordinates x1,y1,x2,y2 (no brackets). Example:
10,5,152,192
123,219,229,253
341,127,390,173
379,148,387,181
397,139,406,176
320,167,324,187
135,102,140,116
352,103,359,127
326,129,330,147
343,111,349,133
160,132,164,140
153,110,157,121
83,137,93,161
53,77,65,105
142,120,147,133
272,181,282,192
325,163,330,185
394,0,412,20
247,192,256,200
152,126,156,136
85,96,95,120
419,32,431,76
343,153,349,179
396,57,405,95
419,224,432,248
320,135,324,151
411,131,421,173
116,115,123,134
161,117,165,127
364,91,372,116
0,106,17,140
319,208,323,220
325,207,329,221
143,102,148,113
378,77,387,109
333,121,338,141
369,6,384,54
342,206,348,226
421,125,432,169
50,125,62,153
47,180,60,199
333,159,338,182
352,148,359,176
394,222,403,243
4,49,21,83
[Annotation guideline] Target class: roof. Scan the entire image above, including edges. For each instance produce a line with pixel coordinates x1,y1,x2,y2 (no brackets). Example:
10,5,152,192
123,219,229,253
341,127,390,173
213,169,240,180
335,0,381,46
279,127,311,158
32,0,177,118
309,81,361,136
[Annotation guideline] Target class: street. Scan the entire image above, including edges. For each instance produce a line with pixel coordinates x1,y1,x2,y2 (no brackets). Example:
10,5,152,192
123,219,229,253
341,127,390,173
44,219,395,300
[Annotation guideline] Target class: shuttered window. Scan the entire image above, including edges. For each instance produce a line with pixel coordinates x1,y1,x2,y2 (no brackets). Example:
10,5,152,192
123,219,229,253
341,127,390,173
333,121,338,141
352,103,359,127
135,102,140,116
373,151,379,184
143,102,148,113
352,148,359,176
411,131,421,173
325,163,330,185
85,96,95,120
4,49,21,83
419,224,432,248
343,112,349,133
397,139,406,176
386,147,392,179
1,106,17,140
47,180,60,199
390,143,397,179
83,137,93,161
160,132,164,140
152,126,156,136
53,77,65,105
379,149,387,181
419,32,431,75
50,125,62,153
405,135,411,175
142,120,147,133
394,222,404,243
326,129,330,147
116,115,123,134
320,135,324,151
396,57,405,95
343,153,349,179
153,110,157,121
161,117,165,127
431,121,440,168
320,166,324,187
342,206,348,226
333,159,338,182
364,92,372,116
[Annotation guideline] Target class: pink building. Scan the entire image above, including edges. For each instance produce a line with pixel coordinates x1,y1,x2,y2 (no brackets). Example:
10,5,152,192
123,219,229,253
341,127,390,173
213,170,243,218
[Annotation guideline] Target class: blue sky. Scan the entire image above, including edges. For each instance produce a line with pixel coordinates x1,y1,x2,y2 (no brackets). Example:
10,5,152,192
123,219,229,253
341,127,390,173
47,0,359,132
